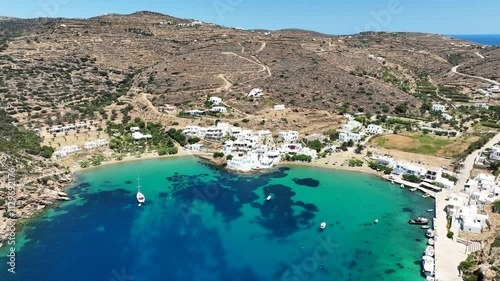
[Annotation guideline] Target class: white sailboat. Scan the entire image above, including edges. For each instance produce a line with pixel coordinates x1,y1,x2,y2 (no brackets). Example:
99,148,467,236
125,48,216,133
136,177,145,206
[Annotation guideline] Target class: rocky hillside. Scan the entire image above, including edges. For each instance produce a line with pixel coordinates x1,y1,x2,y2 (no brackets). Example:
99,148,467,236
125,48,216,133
0,11,497,130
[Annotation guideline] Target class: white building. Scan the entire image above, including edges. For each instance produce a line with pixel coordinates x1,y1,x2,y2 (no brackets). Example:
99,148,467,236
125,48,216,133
54,145,80,158
460,205,489,234
475,103,490,110
441,113,453,121
130,127,141,133
209,96,223,105
367,124,383,135
339,132,362,143
183,126,201,137
84,141,97,150
186,144,204,151
211,106,227,113
185,110,205,115
278,131,299,142
488,85,500,93
96,139,108,146
342,120,362,133
248,88,264,97
205,123,230,139
432,104,446,112
394,162,426,177
280,143,303,154
274,105,285,111
490,145,500,161
374,155,395,167
132,132,152,140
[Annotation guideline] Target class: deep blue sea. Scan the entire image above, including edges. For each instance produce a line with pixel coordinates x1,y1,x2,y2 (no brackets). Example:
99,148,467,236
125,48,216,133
450,34,500,46
0,157,433,281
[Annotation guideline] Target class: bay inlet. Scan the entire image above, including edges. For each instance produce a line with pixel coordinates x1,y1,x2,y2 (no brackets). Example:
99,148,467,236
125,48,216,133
0,157,433,281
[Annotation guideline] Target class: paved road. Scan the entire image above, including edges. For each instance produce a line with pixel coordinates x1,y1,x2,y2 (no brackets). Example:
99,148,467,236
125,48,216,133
455,133,500,192
451,65,499,85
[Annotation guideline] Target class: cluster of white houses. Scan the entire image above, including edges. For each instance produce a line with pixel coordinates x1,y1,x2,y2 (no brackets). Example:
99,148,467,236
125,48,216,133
338,115,384,143
54,139,108,158
182,123,317,172
48,122,88,134
375,153,493,234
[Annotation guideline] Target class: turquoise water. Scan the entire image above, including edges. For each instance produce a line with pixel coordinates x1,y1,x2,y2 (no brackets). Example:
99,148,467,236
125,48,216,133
0,157,433,281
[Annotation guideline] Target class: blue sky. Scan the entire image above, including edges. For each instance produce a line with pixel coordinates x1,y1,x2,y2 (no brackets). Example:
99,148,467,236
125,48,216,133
2,0,499,35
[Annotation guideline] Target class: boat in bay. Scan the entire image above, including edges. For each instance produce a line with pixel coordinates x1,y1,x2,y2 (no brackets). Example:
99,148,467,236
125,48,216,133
136,177,145,207
421,225,431,229
427,238,434,246
320,222,326,230
409,188,417,192
426,229,435,238
409,217,429,225
422,255,435,275
424,245,435,257
422,194,431,198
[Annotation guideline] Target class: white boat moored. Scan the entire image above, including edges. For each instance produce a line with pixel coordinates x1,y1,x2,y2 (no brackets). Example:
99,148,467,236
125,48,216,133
427,238,435,246
136,176,146,207
374,218,379,223
320,222,326,230
266,195,272,201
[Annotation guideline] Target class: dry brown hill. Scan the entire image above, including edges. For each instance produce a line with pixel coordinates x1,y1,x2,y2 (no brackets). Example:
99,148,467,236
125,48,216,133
0,12,497,128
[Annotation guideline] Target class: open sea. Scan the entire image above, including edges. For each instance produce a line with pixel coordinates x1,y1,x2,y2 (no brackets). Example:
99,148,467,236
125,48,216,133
450,34,500,46
0,157,433,281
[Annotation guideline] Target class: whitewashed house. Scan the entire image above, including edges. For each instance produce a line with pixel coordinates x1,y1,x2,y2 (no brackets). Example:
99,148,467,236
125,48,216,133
132,132,152,140
490,145,500,161
211,106,227,113
441,113,453,120
475,103,490,110
96,139,109,146
209,96,223,105
342,120,362,132
367,124,383,135
130,127,141,133
432,104,446,112
375,155,396,167
274,105,285,111
339,132,362,143
84,141,97,150
460,205,489,234
205,123,230,139
54,150,68,158
488,85,500,93
186,144,204,151
248,88,264,97
183,126,201,137
394,162,425,177
278,131,299,142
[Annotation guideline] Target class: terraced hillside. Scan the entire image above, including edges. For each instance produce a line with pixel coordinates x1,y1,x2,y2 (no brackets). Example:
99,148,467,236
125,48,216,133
0,11,498,130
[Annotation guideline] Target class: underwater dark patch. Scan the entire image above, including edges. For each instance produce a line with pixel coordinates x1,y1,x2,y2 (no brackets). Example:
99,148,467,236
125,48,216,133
384,269,396,274
292,178,320,187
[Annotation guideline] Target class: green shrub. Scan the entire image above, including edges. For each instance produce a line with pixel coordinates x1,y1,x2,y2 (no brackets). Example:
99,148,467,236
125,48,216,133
402,174,421,183
213,152,224,158
447,231,454,239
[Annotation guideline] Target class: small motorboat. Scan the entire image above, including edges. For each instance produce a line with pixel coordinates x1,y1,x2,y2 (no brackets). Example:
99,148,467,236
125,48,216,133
426,209,434,212
400,184,404,188
374,218,379,223
320,222,326,230
422,194,431,198
421,225,431,229
427,238,434,246
409,188,417,192
266,195,272,201
391,181,394,184
426,277,435,281
422,255,435,274
426,229,435,238
424,245,435,257
409,217,429,225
